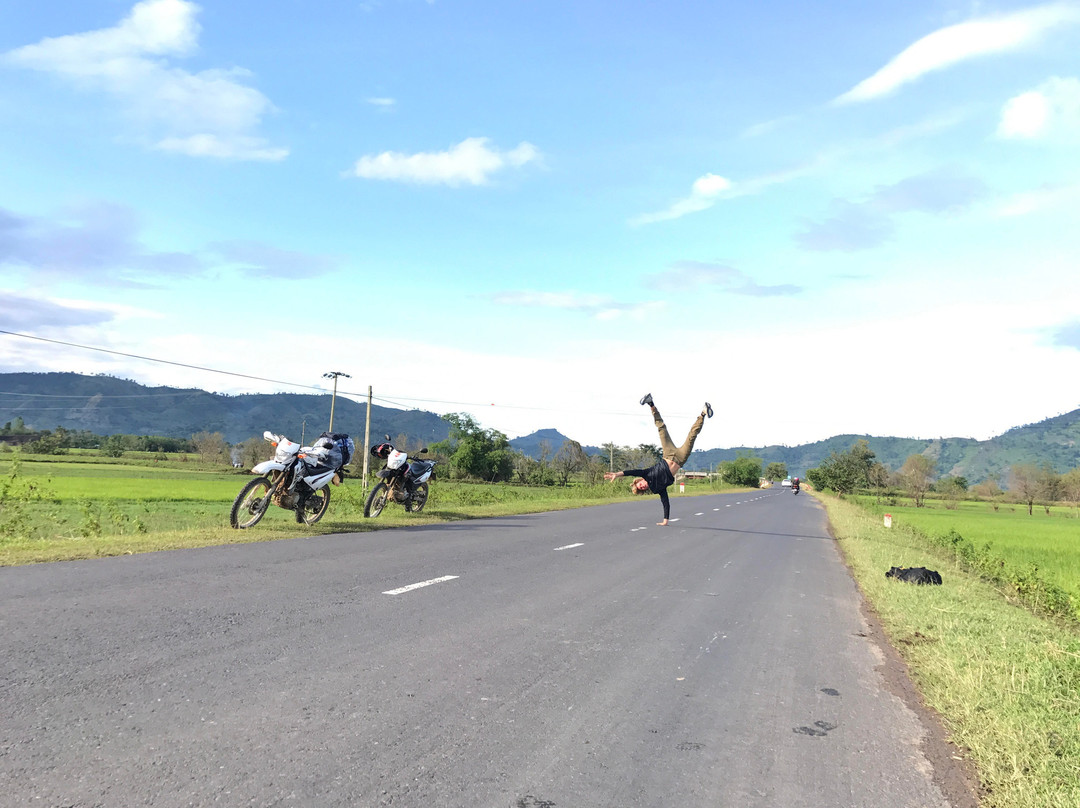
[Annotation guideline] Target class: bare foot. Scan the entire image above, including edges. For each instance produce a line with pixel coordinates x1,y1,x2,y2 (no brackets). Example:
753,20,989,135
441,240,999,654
657,520,668,526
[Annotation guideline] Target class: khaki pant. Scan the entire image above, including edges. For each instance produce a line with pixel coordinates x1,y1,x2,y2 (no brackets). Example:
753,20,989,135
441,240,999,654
653,405,705,467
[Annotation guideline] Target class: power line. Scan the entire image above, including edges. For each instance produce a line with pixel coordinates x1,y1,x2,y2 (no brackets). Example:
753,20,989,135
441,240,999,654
1,328,667,420
0,390,209,400
0,329,326,393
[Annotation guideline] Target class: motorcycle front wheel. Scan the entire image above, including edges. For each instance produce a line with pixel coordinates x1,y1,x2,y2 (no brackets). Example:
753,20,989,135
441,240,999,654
230,476,273,529
296,486,331,525
364,482,389,518
407,482,429,513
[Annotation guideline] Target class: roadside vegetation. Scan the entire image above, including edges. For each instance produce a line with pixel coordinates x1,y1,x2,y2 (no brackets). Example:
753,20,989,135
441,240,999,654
0,443,749,565
808,439,1079,808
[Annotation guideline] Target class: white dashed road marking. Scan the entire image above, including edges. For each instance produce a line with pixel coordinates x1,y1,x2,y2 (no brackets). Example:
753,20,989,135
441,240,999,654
383,575,459,595
555,543,584,551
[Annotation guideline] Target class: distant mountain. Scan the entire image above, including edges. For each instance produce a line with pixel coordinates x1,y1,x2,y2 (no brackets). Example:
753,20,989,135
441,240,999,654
0,372,451,446
683,409,1080,483
509,428,603,458
3,373,1077,482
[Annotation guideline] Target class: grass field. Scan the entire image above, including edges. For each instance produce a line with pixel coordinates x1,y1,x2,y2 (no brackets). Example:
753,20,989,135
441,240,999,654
0,453,740,564
853,496,1080,609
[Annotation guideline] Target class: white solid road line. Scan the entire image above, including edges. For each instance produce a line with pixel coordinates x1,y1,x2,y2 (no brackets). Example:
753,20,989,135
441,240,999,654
554,543,585,551
383,575,460,595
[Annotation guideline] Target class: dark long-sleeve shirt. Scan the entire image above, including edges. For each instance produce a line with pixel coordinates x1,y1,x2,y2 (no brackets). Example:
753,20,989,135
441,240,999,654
624,460,675,519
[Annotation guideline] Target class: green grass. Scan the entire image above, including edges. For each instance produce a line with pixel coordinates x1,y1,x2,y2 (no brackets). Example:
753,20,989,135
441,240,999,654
0,455,743,564
853,496,1080,608
823,494,1080,808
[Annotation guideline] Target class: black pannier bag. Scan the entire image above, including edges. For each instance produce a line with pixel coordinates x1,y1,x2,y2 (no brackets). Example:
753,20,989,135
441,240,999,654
885,566,943,585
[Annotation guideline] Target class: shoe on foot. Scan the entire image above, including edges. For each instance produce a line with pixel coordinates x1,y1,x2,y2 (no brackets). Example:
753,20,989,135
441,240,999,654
640,393,654,406
705,402,713,418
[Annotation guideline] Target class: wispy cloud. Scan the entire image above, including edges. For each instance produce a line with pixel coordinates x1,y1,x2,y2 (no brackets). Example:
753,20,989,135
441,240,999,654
2,0,286,161
1052,320,1080,350
994,181,1080,216
796,168,988,251
998,76,1080,141
833,2,1080,105
0,202,204,285
208,241,339,278
630,173,732,226
348,137,540,186
489,290,664,321
0,202,337,282
0,293,120,330
366,97,397,108
647,261,802,297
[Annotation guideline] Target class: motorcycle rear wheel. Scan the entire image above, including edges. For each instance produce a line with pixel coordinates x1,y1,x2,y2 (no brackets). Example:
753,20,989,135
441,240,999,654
296,486,331,525
364,482,389,518
407,482,429,513
230,476,273,529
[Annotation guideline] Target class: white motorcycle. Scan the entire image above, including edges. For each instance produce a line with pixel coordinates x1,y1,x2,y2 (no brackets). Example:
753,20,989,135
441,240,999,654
230,431,354,528
363,438,437,517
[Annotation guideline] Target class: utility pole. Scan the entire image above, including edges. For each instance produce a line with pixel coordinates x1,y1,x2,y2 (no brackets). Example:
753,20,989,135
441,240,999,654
323,371,351,432
362,385,372,492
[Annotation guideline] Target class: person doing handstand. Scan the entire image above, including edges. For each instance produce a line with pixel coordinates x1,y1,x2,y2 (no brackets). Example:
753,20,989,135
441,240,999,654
604,393,713,526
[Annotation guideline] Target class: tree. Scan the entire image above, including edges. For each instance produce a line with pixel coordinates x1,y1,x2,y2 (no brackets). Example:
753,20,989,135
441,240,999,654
867,462,890,503
765,462,788,482
1036,463,1062,504
191,431,229,464
238,436,268,468
806,439,876,495
101,435,127,458
935,475,967,509
1009,463,1040,515
600,442,630,472
583,454,607,486
27,430,67,455
552,440,588,486
972,478,1003,501
513,451,538,485
433,413,514,482
719,452,762,487
625,443,661,469
898,454,936,507
1061,467,1080,516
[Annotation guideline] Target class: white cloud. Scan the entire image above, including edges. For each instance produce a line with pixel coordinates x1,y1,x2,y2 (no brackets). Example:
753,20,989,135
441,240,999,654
366,97,396,107
630,172,732,226
646,261,802,297
994,182,1080,216
998,76,1080,141
348,137,540,186
2,0,286,161
155,134,288,161
834,2,1080,104
489,290,664,321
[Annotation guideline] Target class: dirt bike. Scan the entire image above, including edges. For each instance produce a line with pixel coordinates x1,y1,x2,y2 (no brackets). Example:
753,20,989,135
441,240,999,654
230,431,353,528
363,438,436,517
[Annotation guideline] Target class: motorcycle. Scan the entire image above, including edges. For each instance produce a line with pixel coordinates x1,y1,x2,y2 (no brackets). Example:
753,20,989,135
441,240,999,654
792,479,800,495
363,437,437,517
230,430,354,529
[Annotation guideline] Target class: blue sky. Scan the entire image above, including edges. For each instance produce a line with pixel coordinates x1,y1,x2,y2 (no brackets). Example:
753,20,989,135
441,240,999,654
2,0,1079,451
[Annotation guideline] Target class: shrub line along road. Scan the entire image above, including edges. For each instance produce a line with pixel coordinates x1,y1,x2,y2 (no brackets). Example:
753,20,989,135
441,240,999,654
1,490,970,807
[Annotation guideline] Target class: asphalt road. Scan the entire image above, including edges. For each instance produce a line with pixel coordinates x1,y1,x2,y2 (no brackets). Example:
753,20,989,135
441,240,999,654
1,490,960,808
